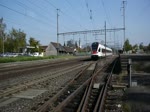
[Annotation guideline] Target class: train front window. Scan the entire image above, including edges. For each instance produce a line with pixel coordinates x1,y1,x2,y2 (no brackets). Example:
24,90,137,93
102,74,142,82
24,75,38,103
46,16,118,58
91,43,98,50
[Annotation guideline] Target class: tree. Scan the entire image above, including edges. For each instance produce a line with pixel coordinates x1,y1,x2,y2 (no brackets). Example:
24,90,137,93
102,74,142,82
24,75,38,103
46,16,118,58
132,44,138,53
67,39,75,47
123,39,132,52
139,42,144,49
148,43,150,51
9,28,26,52
64,42,66,46
0,18,6,53
75,41,78,48
29,37,41,53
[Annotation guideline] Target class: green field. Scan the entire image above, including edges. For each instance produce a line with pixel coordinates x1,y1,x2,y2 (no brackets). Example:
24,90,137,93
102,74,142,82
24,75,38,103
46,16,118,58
0,55,76,63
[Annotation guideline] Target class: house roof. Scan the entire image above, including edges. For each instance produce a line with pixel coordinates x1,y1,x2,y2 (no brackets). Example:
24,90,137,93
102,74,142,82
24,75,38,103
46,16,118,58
40,46,48,50
51,42,65,51
63,46,74,53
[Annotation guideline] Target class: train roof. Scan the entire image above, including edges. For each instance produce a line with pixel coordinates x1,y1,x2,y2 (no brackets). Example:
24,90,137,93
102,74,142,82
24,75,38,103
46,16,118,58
91,42,112,51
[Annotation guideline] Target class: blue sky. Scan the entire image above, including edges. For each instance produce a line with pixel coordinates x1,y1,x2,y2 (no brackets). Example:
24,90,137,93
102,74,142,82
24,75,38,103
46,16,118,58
0,0,150,47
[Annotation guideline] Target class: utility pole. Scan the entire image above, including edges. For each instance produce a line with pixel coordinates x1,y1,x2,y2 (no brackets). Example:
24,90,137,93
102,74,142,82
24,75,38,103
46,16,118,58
84,34,88,55
79,38,80,49
122,1,126,52
57,9,59,56
114,28,116,55
105,21,106,58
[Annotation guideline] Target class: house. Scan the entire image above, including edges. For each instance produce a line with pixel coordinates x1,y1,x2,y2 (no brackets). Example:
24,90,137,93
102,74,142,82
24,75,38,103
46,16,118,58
41,42,76,56
63,46,74,55
19,46,35,55
40,46,48,52
45,42,66,56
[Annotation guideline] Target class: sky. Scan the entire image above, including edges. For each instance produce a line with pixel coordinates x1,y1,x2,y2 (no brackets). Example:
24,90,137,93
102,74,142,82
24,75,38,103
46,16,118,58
0,0,150,48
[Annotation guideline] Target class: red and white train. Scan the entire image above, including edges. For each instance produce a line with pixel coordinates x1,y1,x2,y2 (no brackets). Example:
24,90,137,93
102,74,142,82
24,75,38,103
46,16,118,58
91,42,112,60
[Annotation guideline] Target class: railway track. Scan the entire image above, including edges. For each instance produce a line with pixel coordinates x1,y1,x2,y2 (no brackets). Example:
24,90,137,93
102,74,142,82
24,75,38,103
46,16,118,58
0,63,89,98
0,57,92,111
33,57,116,112
0,58,87,81
0,56,123,112
31,63,96,112
0,56,88,71
0,57,88,91
61,57,116,112
98,57,125,112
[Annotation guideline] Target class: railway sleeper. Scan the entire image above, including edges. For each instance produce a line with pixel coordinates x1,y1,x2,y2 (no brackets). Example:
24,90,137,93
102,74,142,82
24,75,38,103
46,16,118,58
62,108,76,112
62,89,85,112
63,101,79,111
105,105,122,111
105,100,122,104
107,92,124,96
105,109,122,112
106,95,122,100
57,95,69,102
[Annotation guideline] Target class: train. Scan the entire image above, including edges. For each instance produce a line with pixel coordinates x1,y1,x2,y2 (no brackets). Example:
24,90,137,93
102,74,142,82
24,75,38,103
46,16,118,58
91,42,112,60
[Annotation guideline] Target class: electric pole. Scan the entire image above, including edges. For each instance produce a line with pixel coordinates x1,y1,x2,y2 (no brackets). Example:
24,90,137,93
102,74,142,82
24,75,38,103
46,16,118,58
105,21,106,58
122,1,126,52
79,38,80,48
114,27,116,54
57,9,59,56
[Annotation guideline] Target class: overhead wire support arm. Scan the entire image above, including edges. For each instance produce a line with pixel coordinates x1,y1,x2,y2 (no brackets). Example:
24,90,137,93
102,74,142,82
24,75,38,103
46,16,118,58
58,28,125,36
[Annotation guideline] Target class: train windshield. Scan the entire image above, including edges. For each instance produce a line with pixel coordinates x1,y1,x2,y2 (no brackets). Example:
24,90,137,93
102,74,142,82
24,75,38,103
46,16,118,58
91,42,99,50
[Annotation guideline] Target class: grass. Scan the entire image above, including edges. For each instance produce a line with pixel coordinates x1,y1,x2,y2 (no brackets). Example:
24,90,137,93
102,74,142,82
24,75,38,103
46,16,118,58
0,55,76,63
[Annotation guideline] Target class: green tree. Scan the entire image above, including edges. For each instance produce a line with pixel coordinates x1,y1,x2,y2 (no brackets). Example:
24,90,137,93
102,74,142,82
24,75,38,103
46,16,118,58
148,43,150,50
9,28,26,52
123,39,132,52
67,39,75,47
139,42,144,49
29,37,41,53
0,18,6,53
75,41,78,48
132,44,138,53
4,34,14,52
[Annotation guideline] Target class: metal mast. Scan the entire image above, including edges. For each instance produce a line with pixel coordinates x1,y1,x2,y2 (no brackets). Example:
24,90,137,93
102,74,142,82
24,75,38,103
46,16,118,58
57,9,59,56
122,1,126,52
105,21,106,58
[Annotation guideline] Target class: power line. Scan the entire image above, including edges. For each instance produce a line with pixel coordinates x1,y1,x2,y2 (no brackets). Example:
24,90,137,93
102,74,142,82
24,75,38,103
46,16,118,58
64,0,87,29
15,0,58,28
100,0,112,28
45,0,57,9
0,3,55,27
45,0,86,30
26,0,72,32
84,0,95,28
4,18,50,33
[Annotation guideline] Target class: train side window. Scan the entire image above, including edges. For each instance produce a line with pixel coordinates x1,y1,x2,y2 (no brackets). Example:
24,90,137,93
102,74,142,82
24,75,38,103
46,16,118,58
102,49,105,53
98,48,100,52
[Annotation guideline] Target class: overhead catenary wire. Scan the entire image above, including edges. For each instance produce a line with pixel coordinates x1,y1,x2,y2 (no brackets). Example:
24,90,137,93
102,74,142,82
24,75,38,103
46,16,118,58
100,0,113,28
0,3,56,28
64,0,87,30
45,0,86,31
84,0,96,29
0,1,71,33
15,0,55,23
